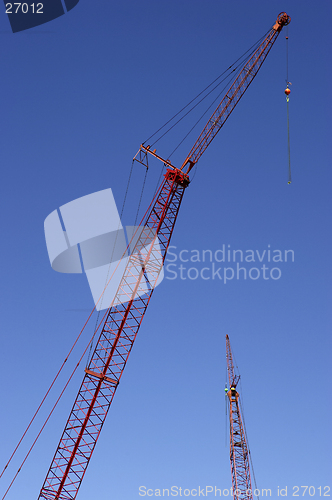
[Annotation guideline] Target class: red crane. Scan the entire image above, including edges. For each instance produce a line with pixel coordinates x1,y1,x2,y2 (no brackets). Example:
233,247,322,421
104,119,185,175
38,12,290,499
226,335,254,500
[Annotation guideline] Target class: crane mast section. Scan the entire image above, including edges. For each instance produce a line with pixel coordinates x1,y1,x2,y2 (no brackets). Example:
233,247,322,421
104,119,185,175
181,22,284,173
228,390,252,500
38,169,188,500
226,335,253,500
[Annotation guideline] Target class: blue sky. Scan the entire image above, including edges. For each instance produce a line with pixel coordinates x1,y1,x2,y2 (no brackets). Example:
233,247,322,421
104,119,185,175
0,1,331,499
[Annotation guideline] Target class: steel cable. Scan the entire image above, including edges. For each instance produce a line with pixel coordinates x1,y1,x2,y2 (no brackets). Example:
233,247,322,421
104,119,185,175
144,28,271,147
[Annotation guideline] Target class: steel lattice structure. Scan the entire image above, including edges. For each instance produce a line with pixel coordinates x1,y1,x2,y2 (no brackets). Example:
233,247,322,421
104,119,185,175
38,12,290,500
38,169,188,499
226,335,253,500
180,12,291,174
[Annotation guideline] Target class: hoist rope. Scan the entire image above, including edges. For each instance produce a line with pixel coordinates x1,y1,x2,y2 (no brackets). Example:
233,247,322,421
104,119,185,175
285,28,292,184
87,157,149,363
0,306,97,481
286,26,289,85
1,305,111,499
287,98,291,184
134,166,149,226
152,163,166,200
168,62,245,160
86,159,136,366
144,29,271,147
1,159,149,490
0,160,133,482
152,47,262,149
162,35,269,158
1,175,163,495
150,68,239,147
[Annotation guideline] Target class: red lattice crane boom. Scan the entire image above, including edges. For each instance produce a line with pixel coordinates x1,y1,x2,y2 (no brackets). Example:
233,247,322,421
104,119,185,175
226,335,253,500
38,12,290,500
180,12,291,174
